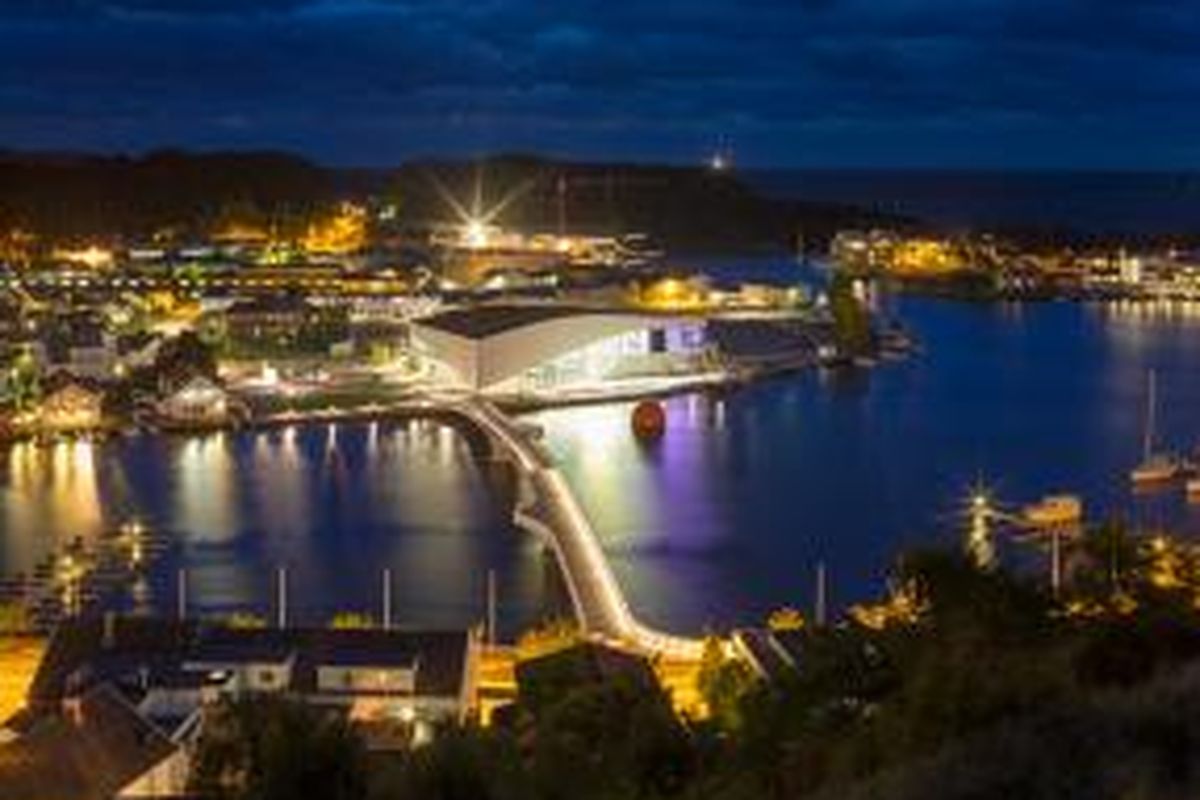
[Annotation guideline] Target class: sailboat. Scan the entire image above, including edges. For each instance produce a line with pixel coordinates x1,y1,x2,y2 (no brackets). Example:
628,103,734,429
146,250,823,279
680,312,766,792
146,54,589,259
1187,474,1200,502
1130,369,1180,485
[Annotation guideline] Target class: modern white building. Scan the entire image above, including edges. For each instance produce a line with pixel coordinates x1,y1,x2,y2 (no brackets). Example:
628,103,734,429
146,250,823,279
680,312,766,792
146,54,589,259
411,304,710,393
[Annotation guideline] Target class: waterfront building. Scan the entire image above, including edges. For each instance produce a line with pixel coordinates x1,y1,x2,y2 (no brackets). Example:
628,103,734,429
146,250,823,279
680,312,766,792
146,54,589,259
831,229,900,271
34,380,104,433
213,294,352,358
154,375,231,427
182,627,478,745
411,304,711,393
13,616,480,758
221,294,317,341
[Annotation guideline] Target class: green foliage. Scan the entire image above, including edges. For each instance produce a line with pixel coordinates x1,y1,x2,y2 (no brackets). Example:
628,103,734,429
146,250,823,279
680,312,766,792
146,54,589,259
157,331,219,380
893,549,1053,639
697,637,756,731
802,664,1200,800
7,349,40,412
525,671,693,800
368,725,527,800
189,696,366,800
828,272,872,356
185,542,1200,800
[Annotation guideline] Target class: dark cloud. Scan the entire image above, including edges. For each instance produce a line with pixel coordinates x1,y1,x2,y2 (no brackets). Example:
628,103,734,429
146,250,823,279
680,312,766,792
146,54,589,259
0,0,1195,166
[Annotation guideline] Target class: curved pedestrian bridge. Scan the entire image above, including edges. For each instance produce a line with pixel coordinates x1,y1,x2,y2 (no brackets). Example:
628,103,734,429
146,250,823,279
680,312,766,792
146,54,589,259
431,396,704,661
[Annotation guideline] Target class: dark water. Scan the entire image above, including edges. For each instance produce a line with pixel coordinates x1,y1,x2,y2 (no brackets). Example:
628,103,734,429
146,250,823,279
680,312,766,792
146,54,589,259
0,421,555,637
7,259,1200,634
748,169,1200,235
531,281,1200,632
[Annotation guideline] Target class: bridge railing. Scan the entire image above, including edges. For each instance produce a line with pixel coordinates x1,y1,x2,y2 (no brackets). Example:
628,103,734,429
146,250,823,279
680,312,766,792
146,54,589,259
448,397,704,661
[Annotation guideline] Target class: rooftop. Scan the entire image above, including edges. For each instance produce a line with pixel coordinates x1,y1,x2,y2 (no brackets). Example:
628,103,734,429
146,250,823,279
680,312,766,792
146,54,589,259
416,304,620,339
293,629,470,697
0,684,177,800
25,617,472,719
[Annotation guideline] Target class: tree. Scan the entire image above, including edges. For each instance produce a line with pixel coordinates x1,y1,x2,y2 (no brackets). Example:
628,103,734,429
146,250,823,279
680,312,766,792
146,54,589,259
189,697,366,800
526,671,694,800
698,637,757,731
157,331,218,381
828,272,872,356
7,348,40,412
368,725,527,800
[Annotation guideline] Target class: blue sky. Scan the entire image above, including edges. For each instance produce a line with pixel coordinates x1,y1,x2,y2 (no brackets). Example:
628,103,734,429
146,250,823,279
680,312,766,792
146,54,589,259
0,0,1197,167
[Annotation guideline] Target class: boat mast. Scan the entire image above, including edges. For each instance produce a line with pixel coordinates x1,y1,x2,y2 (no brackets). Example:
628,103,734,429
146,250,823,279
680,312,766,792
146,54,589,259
1144,369,1157,460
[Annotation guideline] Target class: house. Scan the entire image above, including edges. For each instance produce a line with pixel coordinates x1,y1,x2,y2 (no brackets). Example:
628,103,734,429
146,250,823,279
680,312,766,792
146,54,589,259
214,294,352,357
36,380,104,433
183,626,478,747
291,628,479,746
18,616,479,755
40,313,117,380
154,375,231,427
0,684,187,800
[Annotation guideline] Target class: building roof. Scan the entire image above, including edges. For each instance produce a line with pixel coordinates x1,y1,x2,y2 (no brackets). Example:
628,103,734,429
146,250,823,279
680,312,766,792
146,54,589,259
0,684,177,800
292,629,470,697
416,304,605,339
225,293,312,317
186,627,298,666
26,617,198,720
26,617,472,719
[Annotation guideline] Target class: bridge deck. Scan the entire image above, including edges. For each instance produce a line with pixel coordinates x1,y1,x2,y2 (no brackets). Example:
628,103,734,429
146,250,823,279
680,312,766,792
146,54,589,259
446,397,703,661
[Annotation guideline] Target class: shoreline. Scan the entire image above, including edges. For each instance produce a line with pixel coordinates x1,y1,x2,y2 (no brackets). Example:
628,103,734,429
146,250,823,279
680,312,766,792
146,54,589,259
0,349,893,447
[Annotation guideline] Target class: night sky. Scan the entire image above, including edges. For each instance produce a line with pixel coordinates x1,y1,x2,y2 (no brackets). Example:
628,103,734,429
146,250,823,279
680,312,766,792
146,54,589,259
1,0,1196,168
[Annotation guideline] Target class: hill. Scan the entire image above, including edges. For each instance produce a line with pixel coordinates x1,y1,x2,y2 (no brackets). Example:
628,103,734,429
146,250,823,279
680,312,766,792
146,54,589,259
0,150,903,251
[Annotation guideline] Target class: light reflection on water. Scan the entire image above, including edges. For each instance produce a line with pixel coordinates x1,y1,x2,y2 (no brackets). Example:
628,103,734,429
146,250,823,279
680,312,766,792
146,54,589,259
0,422,550,637
531,290,1200,634
10,267,1200,634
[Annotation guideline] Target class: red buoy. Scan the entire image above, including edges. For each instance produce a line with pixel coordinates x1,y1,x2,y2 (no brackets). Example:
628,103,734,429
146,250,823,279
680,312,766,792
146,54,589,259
631,400,666,442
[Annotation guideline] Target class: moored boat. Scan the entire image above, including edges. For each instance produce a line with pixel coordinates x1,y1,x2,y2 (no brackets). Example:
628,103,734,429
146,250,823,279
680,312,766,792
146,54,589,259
1130,370,1180,486
1132,454,1181,485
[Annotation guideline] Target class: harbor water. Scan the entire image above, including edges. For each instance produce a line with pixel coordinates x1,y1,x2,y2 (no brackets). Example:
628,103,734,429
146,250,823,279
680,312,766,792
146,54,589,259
6,259,1200,634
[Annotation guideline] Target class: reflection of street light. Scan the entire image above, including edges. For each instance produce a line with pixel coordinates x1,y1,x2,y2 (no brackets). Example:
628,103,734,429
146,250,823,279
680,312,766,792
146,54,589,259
965,484,997,570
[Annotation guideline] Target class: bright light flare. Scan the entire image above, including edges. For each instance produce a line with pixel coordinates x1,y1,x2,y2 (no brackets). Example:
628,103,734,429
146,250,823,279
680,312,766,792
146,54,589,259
464,219,489,249
427,168,538,243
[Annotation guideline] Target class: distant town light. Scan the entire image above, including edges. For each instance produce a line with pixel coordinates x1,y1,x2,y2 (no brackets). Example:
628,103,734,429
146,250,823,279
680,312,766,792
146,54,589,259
54,245,113,269
464,219,489,249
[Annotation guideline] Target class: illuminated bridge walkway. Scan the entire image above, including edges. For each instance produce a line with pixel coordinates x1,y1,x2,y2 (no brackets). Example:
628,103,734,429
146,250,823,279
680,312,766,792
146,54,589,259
432,395,704,661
